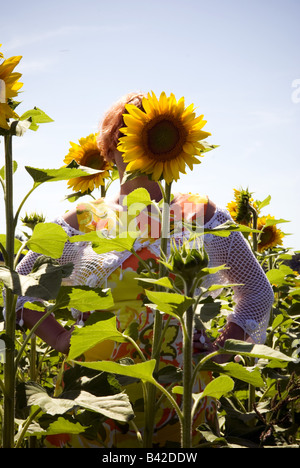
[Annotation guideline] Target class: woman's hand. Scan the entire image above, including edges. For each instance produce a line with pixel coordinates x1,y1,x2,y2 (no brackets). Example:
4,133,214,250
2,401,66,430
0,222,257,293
193,322,248,364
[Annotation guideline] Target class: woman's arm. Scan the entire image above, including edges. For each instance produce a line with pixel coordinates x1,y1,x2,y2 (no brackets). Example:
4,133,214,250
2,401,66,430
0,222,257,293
20,308,72,354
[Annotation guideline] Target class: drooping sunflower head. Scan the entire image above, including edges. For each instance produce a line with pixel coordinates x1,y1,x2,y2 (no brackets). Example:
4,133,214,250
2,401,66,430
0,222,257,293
257,215,284,252
117,91,213,184
227,188,258,226
64,133,114,193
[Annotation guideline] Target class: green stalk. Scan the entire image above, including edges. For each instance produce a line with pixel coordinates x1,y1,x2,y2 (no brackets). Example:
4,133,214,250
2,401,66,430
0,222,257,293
249,204,258,255
29,336,37,381
181,302,194,447
143,182,172,448
2,133,17,448
248,204,258,412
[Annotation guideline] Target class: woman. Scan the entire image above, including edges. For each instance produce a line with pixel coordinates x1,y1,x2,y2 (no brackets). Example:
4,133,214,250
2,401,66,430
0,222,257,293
15,91,274,447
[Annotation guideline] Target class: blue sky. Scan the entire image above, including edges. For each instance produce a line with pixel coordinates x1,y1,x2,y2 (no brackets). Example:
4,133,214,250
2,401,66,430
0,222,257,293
1,0,300,249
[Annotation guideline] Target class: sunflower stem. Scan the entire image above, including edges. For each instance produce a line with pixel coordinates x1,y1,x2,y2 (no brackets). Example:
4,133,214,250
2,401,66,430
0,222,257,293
249,204,258,255
143,181,172,448
181,301,194,448
2,132,17,448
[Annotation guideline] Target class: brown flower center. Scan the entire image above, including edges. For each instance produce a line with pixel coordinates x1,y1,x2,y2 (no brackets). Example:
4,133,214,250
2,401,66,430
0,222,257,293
260,226,275,245
142,115,187,161
82,150,105,170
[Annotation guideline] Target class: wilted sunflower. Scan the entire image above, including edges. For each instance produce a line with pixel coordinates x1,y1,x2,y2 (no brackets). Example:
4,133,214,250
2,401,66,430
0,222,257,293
117,91,212,184
257,215,284,252
0,54,23,129
64,133,114,193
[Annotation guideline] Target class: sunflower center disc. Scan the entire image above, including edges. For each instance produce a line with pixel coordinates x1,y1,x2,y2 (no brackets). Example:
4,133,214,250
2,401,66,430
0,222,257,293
83,150,104,170
260,227,273,245
147,119,180,158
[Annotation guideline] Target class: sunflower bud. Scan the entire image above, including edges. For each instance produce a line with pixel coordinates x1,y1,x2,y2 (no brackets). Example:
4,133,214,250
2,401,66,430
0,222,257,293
169,238,209,285
21,212,45,231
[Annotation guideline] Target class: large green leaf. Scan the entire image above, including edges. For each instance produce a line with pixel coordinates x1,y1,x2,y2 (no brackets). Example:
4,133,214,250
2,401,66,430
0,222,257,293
72,359,157,385
24,382,134,422
173,375,234,401
27,223,68,258
69,231,137,254
193,375,234,402
200,361,264,387
145,290,194,319
55,286,114,313
25,165,103,184
203,221,260,238
0,262,73,300
68,316,125,360
223,339,295,362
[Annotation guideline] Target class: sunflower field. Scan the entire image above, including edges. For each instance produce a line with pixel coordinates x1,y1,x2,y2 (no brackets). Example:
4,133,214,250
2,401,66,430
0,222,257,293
1,45,300,449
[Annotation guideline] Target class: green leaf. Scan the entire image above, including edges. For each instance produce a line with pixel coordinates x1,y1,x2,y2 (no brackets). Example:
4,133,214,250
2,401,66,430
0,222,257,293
266,265,295,286
136,276,174,290
68,316,125,360
0,262,73,300
27,223,68,258
200,361,264,387
198,141,219,153
172,375,234,401
0,234,22,254
145,290,194,319
24,382,134,422
72,359,157,385
207,283,242,291
264,218,290,227
90,234,137,254
69,231,137,254
56,286,114,313
201,264,230,275
20,107,54,131
46,418,86,436
0,160,18,179
257,195,271,212
123,187,153,210
194,375,235,401
196,299,222,325
25,165,103,184
203,221,260,238
223,339,295,362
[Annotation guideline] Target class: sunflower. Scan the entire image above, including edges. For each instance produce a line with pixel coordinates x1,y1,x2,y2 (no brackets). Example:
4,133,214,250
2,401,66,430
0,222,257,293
0,54,23,129
226,188,259,225
257,215,284,252
64,133,114,193
117,91,212,184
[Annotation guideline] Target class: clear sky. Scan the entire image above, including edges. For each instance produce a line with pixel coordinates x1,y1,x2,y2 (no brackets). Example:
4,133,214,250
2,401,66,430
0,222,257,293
1,0,300,249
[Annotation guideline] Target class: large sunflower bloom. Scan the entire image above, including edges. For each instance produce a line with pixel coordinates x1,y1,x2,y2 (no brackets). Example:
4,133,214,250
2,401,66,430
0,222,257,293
0,54,23,129
257,215,284,252
64,133,114,193
117,91,211,184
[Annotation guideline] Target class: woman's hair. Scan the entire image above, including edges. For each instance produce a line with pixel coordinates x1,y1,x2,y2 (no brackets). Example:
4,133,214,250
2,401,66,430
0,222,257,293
97,91,146,160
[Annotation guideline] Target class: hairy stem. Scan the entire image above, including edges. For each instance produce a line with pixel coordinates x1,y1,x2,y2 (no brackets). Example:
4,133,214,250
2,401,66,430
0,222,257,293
143,182,172,448
2,133,17,448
